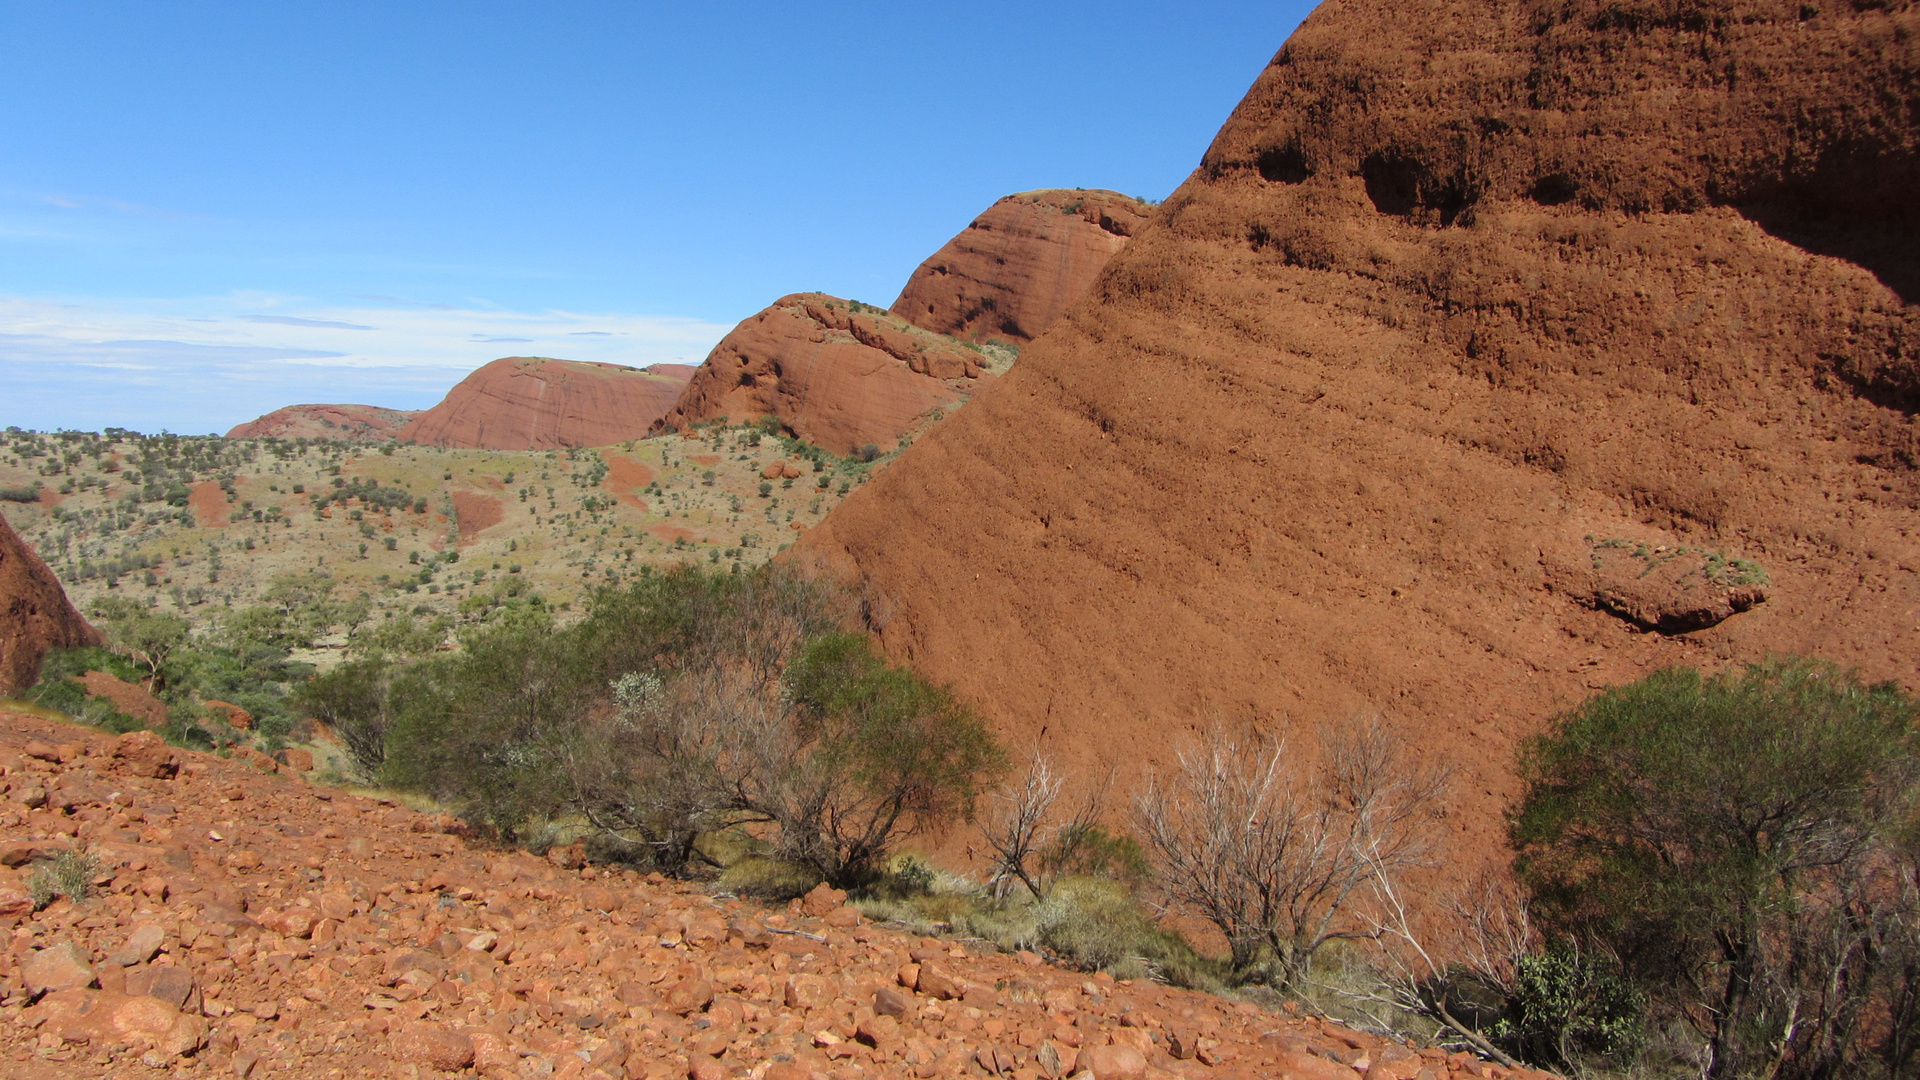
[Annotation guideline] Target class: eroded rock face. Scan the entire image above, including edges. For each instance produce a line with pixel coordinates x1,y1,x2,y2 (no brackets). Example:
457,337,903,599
0,515,100,696
794,0,1920,876
398,357,696,450
225,404,421,442
891,189,1153,346
653,294,998,457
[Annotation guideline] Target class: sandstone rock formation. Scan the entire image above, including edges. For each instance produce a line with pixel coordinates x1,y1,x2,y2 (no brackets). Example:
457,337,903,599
0,516,99,697
224,404,421,442
891,189,1153,345
398,358,696,451
794,0,1920,873
652,295,999,457
0,707,1544,1080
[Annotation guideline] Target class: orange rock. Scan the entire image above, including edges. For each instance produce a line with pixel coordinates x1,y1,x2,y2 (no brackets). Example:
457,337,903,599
652,295,968,457
800,883,847,917
890,189,1150,345
110,729,178,779
23,942,96,993
391,1021,475,1071
784,974,835,1011
1080,1043,1149,1080
0,516,100,696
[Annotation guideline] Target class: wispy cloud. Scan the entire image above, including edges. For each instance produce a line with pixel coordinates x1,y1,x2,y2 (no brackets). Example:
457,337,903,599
0,293,732,433
244,315,375,330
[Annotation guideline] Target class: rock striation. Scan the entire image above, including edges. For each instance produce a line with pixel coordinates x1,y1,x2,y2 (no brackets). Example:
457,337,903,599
890,189,1153,345
397,358,695,451
0,707,1547,1080
0,516,99,697
793,0,1920,874
225,405,421,442
652,295,999,457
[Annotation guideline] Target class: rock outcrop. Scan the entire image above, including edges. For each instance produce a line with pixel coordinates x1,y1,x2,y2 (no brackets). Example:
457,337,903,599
652,295,1000,457
793,0,1920,874
891,189,1153,345
225,404,421,442
0,708,1549,1080
0,516,99,697
398,358,696,451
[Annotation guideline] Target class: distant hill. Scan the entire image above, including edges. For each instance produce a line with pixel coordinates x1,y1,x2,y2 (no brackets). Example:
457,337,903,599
226,403,421,442
396,357,695,450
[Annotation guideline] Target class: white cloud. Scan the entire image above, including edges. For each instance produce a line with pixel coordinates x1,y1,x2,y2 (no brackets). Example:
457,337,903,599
0,293,734,433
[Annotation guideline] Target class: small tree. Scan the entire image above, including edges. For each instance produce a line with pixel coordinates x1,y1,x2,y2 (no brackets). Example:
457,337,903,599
1133,716,1448,987
294,658,401,779
1513,658,1920,1080
981,748,1110,900
89,596,189,689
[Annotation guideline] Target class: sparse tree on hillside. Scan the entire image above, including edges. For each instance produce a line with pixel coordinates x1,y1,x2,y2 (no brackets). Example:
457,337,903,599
89,595,190,689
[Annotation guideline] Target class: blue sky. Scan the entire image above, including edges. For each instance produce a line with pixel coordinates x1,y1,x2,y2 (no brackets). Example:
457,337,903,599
0,1,1311,434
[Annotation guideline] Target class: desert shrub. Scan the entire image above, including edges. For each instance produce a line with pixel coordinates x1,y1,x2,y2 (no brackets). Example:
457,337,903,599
381,621,593,840
1490,942,1642,1066
371,564,998,885
1512,658,1920,1080
1134,716,1448,988
294,658,401,779
29,848,100,909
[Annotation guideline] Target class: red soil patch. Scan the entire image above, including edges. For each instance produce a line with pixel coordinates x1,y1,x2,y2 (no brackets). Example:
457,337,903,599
688,454,721,467
75,670,167,727
187,481,229,529
601,453,656,511
647,524,696,544
450,491,503,546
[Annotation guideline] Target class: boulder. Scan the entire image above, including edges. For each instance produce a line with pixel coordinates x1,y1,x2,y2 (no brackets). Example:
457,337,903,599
391,1020,475,1071
0,515,101,696
23,941,97,994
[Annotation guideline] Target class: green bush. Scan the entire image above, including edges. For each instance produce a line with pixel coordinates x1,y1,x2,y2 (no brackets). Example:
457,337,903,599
1513,658,1920,1079
359,564,999,887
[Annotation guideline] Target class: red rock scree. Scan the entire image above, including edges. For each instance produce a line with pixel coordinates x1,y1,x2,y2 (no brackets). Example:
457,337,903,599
0,708,1539,1080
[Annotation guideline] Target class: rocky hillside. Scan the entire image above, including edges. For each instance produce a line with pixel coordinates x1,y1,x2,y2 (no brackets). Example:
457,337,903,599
398,359,695,451
0,707,1544,1080
0,517,99,697
792,0,1920,878
891,189,1153,345
652,296,1013,458
226,406,422,443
